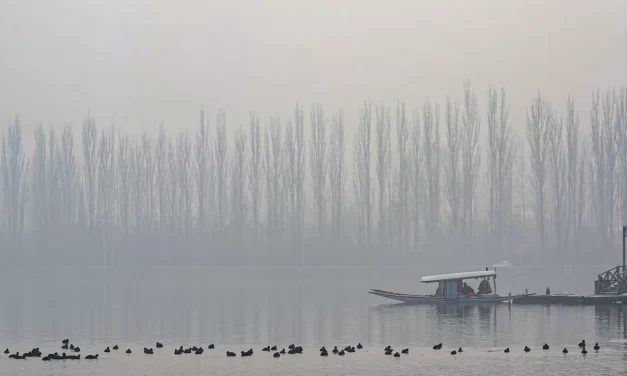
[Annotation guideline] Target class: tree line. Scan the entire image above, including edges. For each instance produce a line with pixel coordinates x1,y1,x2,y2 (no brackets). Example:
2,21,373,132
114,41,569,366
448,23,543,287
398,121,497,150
1,83,626,267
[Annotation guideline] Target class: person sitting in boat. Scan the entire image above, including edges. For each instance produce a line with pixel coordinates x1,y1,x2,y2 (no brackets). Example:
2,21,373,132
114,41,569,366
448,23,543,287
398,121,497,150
478,278,493,295
462,282,475,296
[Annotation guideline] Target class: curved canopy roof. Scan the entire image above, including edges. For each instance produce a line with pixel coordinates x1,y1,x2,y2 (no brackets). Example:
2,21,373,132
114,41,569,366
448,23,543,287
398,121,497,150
421,270,496,283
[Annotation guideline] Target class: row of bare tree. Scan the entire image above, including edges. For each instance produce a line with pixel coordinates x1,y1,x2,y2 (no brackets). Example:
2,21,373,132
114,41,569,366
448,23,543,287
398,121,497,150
1,84,626,267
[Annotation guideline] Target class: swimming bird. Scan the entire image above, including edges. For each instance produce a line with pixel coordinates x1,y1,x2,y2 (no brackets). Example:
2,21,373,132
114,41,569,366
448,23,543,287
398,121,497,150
104,347,110,353
288,344,295,350
174,348,182,355
332,346,338,354
458,347,463,353
394,352,400,357
320,349,328,356
70,344,74,350
61,344,68,349
62,339,69,344
241,349,253,357
385,350,393,356
208,344,215,349
338,349,345,356
271,345,277,351
504,348,510,353
184,348,192,354
280,348,286,354
195,348,203,355
288,349,295,355
385,345,392,351
594,343,600,351
126,349,131,354
4,349,8,354
226,351,236,357
113,345,119,350
273,352,280,358
524,346,530,352
144,348,154,354
85,354,98,359
262,346,270,352
357,343,363,349
563,348,568,354
578,340,586,347
582,348,588,355
451,350,457,355
156,342,163,348
433,343,442,350
320,346,326,352
542,343,549,350
401,349,409,354
74,347,80,352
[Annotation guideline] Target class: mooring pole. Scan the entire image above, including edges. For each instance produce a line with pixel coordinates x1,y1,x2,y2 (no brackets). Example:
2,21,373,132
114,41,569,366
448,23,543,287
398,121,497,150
623,225,626,271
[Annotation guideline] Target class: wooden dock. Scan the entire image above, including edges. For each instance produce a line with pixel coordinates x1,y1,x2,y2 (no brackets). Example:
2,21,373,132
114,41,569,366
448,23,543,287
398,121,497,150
512,294,627,305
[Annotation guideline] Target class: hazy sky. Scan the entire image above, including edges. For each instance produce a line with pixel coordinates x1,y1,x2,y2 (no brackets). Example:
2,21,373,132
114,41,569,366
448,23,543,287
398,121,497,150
1,0,626,148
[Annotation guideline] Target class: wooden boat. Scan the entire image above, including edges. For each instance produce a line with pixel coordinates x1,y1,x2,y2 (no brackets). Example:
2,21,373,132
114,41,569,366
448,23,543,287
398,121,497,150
369,270,519,304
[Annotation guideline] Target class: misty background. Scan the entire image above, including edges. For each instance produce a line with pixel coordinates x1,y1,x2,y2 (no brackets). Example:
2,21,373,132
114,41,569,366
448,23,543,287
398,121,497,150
1,0,627,269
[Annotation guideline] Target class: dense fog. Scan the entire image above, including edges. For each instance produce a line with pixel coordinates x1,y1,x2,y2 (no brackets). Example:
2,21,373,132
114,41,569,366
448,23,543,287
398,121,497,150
1,85,626,268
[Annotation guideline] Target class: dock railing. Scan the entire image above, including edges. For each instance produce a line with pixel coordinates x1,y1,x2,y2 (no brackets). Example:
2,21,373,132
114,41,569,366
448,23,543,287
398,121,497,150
595,266,627,295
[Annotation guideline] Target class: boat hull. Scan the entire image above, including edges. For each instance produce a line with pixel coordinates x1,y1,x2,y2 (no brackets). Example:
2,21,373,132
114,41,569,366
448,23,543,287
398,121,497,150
369,289,516,304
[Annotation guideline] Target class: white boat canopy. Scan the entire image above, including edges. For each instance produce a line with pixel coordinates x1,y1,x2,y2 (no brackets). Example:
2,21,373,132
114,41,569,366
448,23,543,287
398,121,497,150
421,270,496,283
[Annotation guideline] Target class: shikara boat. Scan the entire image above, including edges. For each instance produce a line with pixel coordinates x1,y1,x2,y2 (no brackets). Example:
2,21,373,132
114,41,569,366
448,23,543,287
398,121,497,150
369,269,519,304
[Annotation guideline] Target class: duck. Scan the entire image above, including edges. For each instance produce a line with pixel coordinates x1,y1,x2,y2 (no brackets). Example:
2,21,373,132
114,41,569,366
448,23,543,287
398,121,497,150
113,345,119,350
288,344,295,350
4,349,9,354
294,346,303,354
42,356,51,361
320,346,326,352
126,349,132,354
394,352,400,357
338,349,345,356
226,351,236,357
273,352,280,358
578,340,586,347
66,354,80,360
262,346,270,352
320,349,328,356
524,346,530,352
504,348,510,353
280,348,286,354
401,348,409,354
357,343,363,349
241,349,253,357
332,346,338,354
195,348,203,354
184,348,192,354
433,343,442,350
61,344,68,349
143,348,154,354
70,344,74,350
156,342,163,348
208,344,215,349
104,347,110,353
594,343,600,351
288,349,295,355
458,347,463,353
271,345,277,351
385,349,393,356
563,348,568,354
385,345,392,351
582,348,588,355
62,339,69,345
74,347,80,353
451,350,457,355
85,354,98,359
174,348,182,355
542,343,549,350
192,346,198,351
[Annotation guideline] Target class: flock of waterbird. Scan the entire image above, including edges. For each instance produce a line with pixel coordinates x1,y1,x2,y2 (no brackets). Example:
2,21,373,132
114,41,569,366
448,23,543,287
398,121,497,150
2,338,602,362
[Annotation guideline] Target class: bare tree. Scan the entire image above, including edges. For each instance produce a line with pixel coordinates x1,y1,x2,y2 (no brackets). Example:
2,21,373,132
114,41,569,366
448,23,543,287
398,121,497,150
142,132,155,235
167,137,178,233
82,114,97,230
565,96,581,247
602,90,618,245
214,109,228,234
461,81,480,247
526,92,551,252
248,111,262,252
117,134,130,238
264,117,283,254
32,125,48,241
2,116,28,249
411,109,423,251
375,104,391,245
617,88,627,229
547,108,565,252
487,88,514,253
195,111,210,233
97,127,115,266
444,96,461,232
329,109,346,246
423,99,441,245
130,141,144,234
231,127,247,247
354,101,373,246
58,125,76,228
310,104,327,241
156,125,167,230
178,131,192,236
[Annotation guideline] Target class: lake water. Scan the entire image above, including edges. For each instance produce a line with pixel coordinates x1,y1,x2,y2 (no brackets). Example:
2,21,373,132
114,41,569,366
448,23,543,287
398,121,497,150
1,265,627,375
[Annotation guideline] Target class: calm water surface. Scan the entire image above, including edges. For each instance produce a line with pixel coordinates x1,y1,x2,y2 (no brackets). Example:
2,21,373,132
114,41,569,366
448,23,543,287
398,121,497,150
1,266,627,375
